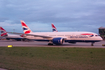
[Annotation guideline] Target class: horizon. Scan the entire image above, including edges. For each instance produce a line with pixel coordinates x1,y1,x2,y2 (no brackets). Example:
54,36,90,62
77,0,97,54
0,0,105,34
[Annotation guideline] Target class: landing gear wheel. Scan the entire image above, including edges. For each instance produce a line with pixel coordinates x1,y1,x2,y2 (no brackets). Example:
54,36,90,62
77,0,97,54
91,42,94,46
48,43,53,45
22,38,29,42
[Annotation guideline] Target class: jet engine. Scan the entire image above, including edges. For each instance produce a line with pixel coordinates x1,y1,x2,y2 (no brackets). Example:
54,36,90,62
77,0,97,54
52,37,64,45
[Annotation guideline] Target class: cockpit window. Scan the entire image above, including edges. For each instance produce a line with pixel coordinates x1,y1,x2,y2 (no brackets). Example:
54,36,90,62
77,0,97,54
95,35,99,36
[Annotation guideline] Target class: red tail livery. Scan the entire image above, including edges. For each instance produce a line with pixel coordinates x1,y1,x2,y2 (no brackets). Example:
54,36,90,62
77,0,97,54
51,23,58,32
0,27,8,36
21,20,32,34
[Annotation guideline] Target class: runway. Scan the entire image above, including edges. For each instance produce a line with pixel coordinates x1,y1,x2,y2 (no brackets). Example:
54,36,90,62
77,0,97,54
0,40,105,48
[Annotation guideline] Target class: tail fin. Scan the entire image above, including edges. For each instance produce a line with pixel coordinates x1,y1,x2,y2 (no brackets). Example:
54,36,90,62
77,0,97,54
0,27,8,36
51,23,58,32
20,20,32,34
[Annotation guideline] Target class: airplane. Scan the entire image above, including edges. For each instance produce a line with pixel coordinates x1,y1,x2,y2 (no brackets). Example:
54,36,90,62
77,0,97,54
51,23,58,32
0,27,24,41
20,20,102,46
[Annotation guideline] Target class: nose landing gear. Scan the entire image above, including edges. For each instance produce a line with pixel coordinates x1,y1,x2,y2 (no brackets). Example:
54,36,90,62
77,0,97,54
91,42,95,46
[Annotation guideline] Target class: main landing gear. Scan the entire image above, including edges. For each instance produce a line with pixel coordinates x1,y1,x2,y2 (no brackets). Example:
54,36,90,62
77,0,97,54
48,43,53,45
48,41,53,45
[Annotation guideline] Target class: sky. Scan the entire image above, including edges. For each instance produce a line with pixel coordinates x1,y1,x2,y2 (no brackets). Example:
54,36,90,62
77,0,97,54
0,0,105,34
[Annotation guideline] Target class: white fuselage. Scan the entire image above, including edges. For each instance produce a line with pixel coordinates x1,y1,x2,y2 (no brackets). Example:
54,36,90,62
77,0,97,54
7,34,23,38
24,32,102,42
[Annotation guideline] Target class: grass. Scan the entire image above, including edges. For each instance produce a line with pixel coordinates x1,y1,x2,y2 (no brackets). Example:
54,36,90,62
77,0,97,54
0,47,105,70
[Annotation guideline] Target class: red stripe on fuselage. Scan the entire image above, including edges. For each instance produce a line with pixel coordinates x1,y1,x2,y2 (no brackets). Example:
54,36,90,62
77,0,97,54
81,33,93,35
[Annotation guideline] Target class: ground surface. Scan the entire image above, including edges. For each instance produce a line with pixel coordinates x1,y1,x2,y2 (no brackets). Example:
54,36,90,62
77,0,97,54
0,40,105,70
0,40,105,48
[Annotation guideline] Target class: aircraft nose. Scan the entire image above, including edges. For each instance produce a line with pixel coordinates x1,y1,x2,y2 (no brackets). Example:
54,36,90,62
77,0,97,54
99,36,103,41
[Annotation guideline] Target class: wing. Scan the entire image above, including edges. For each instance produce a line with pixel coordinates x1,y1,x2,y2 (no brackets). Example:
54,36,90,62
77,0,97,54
8,32,52,38
8,32,67,40
26,33,52,38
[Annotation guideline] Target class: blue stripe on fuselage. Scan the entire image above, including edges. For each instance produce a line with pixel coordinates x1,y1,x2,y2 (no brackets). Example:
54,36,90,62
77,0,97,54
65,40,101,43
32,39,101,42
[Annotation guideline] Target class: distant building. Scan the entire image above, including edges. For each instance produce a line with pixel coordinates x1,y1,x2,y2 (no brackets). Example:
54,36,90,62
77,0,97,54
99,27,105,40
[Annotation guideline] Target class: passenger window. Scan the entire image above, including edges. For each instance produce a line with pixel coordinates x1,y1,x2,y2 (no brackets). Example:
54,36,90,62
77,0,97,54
90,35,94,37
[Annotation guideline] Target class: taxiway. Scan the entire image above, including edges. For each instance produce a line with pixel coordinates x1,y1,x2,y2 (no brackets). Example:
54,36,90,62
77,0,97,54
0,40,105,48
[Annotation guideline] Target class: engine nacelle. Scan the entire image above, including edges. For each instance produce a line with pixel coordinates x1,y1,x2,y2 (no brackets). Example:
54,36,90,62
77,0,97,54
52,37,64,45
